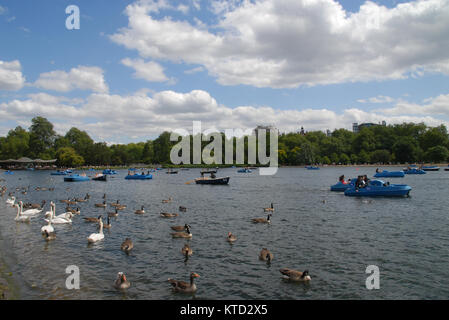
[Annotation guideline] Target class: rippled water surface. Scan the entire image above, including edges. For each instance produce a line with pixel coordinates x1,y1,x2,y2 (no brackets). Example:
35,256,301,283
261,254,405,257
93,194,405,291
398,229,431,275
1,167,449,300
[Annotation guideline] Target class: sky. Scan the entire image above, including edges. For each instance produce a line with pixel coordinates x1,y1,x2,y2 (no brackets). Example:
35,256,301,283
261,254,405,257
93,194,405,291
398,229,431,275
0,0,449,144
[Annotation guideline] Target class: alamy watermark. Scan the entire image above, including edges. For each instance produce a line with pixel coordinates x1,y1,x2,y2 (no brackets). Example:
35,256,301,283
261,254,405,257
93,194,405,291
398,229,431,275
169,121,278,175
365,265,380,290
65,265,80,290
65,5,80,30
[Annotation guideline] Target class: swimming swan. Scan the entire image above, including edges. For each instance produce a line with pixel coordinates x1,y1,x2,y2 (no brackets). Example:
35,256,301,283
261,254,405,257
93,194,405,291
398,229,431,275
87,217,105,243
19,201,43,217
14,204,31,222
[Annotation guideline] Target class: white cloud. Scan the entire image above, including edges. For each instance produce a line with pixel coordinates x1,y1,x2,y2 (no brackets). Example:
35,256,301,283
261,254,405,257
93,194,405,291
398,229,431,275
0,60,26,91
0,5,7,15
34,65,108,93
1,89,448,143
111,0,449,88
376,93,449,116
121,58,171,83
357,95,396,104
184,66,205,74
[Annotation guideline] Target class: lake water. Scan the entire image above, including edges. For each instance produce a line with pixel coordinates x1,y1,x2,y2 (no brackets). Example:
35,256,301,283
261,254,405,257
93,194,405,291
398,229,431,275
1,167,449,300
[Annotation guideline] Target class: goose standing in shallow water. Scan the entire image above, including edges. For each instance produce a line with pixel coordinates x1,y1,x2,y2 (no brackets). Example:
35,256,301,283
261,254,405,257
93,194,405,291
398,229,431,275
87,217,104,243
13,204,31,222
259,248,274,262
252,213,272,224
114,272,130,290
168,272,200,293
120,238,133,253
279,268,311,281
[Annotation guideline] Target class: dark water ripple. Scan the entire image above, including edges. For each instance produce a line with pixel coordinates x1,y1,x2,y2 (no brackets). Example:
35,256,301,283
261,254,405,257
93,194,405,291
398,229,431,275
1,167,449,299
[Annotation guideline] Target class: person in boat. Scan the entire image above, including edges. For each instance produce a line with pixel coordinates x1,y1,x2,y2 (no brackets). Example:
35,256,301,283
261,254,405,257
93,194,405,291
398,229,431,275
339,175,347,184
363,175,370,187
211,172,216,179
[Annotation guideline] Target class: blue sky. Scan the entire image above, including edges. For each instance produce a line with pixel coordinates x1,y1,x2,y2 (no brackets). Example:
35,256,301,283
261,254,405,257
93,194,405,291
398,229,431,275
1,0,449,143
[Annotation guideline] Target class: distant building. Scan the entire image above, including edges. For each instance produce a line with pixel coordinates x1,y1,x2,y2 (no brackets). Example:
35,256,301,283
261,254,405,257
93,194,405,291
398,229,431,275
299,126,305,135
326,129,331,137
353,121,386,133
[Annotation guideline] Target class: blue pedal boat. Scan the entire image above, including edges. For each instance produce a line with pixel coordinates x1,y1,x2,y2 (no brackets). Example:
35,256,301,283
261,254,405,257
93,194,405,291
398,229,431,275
403,168,426,174
125,173,153,180
51,170,69,175
373,170,405,178
64,174,90,182
103,169,117,175
237,168,252,173
344,180,411,197
330,179,356,192
306,166,320,170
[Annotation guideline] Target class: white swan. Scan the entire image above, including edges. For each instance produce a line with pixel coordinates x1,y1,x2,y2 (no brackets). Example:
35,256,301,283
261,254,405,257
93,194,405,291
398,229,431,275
41,211,54,234
14,204,31,222
45,203,72,224
88,217,104,243
19,201,42,217
6,196,15,205
44,201,54,217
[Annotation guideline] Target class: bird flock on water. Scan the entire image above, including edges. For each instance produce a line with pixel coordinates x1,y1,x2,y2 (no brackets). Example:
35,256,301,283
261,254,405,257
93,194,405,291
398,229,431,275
0,179,311,294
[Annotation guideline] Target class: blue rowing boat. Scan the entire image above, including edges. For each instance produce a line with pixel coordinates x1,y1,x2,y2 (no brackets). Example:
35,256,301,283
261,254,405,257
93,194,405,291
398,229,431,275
373,170,405,178
237,168,252,173
306,166,320,170
344,180,411,197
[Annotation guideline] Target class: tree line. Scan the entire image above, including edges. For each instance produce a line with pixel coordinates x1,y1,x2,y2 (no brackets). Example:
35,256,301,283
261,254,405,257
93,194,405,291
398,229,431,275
0,117,448,167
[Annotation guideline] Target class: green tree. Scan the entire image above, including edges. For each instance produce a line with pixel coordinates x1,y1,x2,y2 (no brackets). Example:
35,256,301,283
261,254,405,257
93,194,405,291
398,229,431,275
339,153,350,165
424,146,449,163
28,117,56,157
392,137,419,163
56,147,84,167
370,150,391,164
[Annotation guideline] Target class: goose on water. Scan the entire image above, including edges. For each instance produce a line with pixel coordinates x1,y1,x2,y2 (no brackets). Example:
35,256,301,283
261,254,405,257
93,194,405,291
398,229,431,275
168,272,200,293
